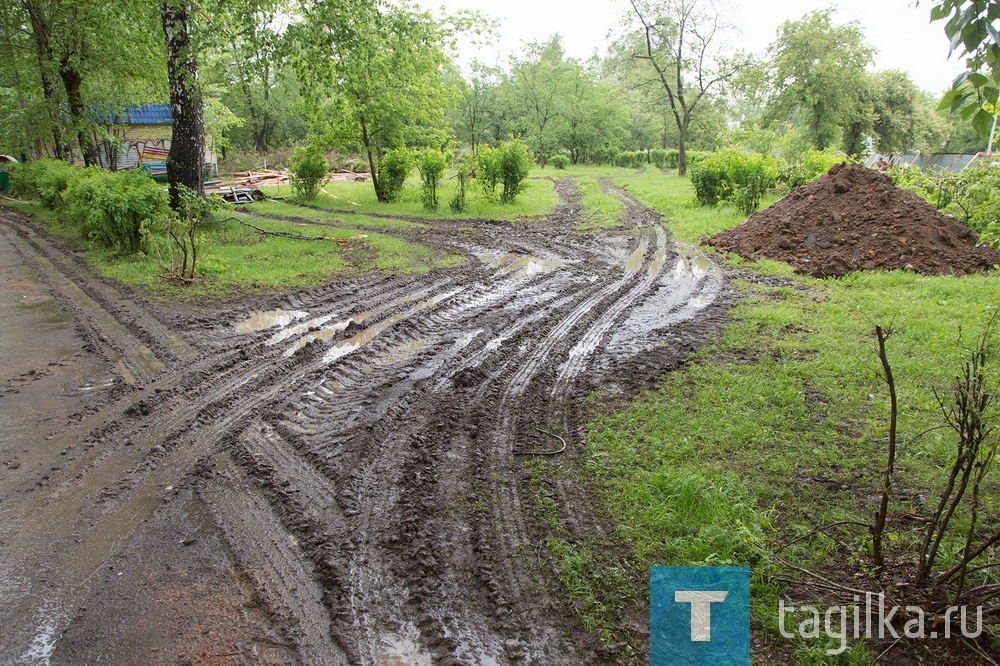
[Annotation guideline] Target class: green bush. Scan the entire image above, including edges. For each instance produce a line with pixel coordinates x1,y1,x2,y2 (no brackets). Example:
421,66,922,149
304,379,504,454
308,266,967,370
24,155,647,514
690,148,779,214
662,149,680,169
378,148,414,202
418,149,448,211
289,145,328,200
780,148,847,189
550,154,570,170
64,167,169,254
498,139,533,203
685,151,713,168
889,162,1000,247
13,158,80,209
450,156,473,212
650,149,669,170
593,147,618,166
614,151,644,169
477,146,501,199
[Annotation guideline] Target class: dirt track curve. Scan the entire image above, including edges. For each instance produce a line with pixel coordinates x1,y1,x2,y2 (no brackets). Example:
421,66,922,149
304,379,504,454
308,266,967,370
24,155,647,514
0,178,727,665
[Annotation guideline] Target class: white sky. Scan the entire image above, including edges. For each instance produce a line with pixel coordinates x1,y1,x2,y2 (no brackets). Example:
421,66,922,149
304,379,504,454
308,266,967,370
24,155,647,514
423,0,966,96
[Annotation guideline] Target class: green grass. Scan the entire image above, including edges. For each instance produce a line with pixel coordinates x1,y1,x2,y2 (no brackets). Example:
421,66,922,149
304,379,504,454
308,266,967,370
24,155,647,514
613,170,781,244
577,171,1000,662
239,198,427,230
262,168,559,221
4,201,461,300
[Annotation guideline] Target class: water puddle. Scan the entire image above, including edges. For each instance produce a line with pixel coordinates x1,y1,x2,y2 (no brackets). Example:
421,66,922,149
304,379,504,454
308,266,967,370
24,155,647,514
375,634,434,665
283,316,365,355
320,289,463,364
483,253,563,277
673,253,712,280
626,244,646,272
235,309,308,334
373,338,439,367
19,601,66,665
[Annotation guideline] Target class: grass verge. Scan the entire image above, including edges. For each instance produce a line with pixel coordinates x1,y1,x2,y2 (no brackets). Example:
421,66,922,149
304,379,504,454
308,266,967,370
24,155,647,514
568,171,1000,663
3,201,462,301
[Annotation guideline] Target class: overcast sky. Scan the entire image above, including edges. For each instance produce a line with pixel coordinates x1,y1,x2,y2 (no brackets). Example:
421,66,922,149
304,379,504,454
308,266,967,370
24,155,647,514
421,0,966,96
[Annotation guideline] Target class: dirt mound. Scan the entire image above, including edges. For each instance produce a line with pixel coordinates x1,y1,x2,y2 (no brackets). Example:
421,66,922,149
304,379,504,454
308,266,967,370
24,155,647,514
705,163,1000,278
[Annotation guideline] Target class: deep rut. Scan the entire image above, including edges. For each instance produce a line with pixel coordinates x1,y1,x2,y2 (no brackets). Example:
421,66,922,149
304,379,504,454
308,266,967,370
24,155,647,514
0,178,725,665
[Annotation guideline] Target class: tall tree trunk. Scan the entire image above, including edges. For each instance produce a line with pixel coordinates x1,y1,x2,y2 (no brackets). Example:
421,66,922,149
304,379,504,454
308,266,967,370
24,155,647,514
24,0,65,159
360,115,383,202
677,117,689,177
162,0,204,209
59,63,97,166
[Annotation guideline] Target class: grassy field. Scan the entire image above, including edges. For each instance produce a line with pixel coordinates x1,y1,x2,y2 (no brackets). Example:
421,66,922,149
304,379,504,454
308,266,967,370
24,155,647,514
261,168,559,221
569,170,1000,662
1,198,462,300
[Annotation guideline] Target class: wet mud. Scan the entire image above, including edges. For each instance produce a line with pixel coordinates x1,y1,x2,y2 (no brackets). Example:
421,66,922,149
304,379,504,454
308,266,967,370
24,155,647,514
0,177,729,664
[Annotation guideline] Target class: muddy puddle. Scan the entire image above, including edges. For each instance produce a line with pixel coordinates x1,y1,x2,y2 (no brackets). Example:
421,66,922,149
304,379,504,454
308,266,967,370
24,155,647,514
481,252,563,276
235,309,309,334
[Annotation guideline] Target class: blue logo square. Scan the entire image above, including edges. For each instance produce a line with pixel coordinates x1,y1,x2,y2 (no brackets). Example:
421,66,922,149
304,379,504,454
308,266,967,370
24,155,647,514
650,566,750,665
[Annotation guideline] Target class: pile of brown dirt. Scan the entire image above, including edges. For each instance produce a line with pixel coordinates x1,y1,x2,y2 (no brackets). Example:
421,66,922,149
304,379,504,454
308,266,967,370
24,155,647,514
705,163,1000,278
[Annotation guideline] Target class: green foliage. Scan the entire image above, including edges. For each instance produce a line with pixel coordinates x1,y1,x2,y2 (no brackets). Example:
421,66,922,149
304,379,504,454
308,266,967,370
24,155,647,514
13,159,80,209
498,139,533,203
289,145,328,201
690,149,779,214
593,147,620,166
889,163,1000,246
550,154,570,170
780,149,848,189
160,185,223,281
63,167,170,254
449,156,473,212
378,148,415,203
649,149,668,169
932,0,1000,139
613,151,645,169
418,149,448,210
476,146,501,199
768,10,874,151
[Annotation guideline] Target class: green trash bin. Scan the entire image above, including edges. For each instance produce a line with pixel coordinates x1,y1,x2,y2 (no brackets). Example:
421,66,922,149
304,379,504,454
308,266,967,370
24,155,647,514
0,171,8,191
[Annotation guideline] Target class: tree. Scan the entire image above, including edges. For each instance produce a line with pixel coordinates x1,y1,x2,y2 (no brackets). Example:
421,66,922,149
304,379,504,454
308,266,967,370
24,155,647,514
929,0,1000,138
162,0,205,208
452,60,501,153
509,36,571,166
767,10,874,152
625,0,742,176
292,0,458,202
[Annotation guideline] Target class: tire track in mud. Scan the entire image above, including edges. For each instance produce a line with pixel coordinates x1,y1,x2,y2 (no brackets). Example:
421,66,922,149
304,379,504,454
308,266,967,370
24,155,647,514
1,177,725,664
211,178,726,664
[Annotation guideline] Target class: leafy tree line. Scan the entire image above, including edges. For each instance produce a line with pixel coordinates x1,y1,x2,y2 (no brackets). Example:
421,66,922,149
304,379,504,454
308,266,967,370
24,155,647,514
0,0,992,210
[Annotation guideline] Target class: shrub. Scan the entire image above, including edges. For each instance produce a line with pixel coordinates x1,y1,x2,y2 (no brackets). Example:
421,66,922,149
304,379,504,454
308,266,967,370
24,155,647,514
780,148,848,189
663,149,680,170
476,146,502,200
550,154,570,170
450,156,473,212
614,151,643,169
13,158,79,209
498,139,533,203
594,147,617,166
889,162,1000,247
418,149,448,211
289,145,328,200
64,167,170,254
690,148,779,214
378,148,414,202
650,149,669,170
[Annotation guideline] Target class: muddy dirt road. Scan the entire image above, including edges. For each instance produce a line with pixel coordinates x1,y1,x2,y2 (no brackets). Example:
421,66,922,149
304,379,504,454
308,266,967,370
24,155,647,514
0,179,726,665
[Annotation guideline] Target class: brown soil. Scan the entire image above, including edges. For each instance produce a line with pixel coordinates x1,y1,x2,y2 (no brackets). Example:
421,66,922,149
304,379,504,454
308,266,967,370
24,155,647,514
706,163,1000,278
0,181,728,665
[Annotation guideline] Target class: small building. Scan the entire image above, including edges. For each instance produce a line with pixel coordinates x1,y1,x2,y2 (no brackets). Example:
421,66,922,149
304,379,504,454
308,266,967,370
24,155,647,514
93,104,217,179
